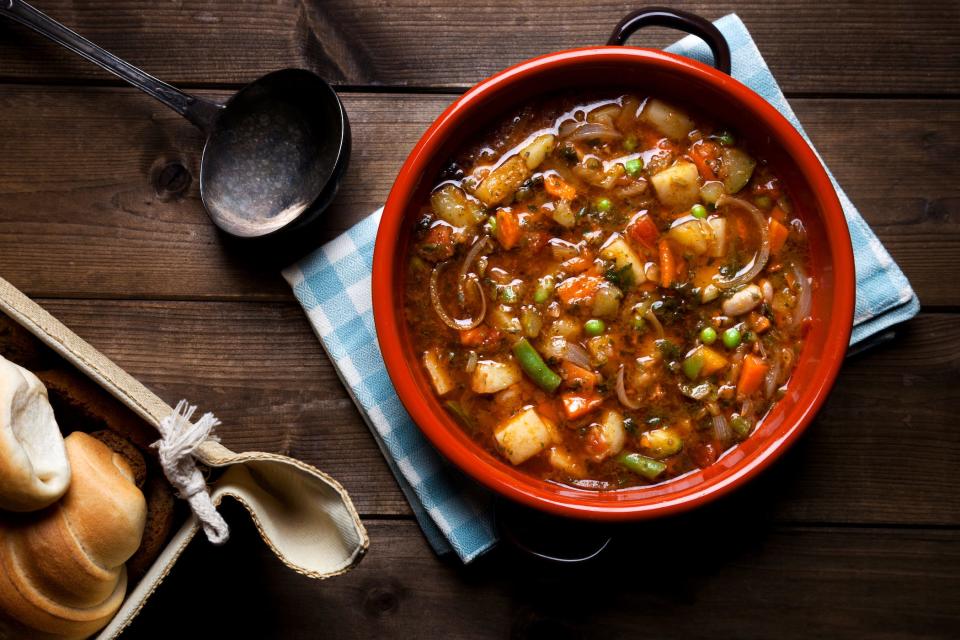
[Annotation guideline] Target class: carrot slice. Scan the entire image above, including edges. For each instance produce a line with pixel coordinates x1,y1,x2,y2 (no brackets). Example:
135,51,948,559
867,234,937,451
560,361,597,392
556,275,602,305
544,173,577,201
737,354,769,399
686,152,716,181
658,239,675,288
627,214,659,250
496,208,521,250
560,393,603,420
770,206,788,223
536,400,561,425
768,218,789,255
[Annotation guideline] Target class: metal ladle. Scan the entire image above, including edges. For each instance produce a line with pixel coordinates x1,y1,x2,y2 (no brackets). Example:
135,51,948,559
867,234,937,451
1,0,349,238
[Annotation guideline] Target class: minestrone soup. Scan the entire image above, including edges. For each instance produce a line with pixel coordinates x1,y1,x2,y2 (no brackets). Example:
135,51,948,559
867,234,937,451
403,92,811,489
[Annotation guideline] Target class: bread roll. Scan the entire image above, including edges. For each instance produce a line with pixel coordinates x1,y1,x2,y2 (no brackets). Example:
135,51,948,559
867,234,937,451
0,355,71,512
0,432,147,640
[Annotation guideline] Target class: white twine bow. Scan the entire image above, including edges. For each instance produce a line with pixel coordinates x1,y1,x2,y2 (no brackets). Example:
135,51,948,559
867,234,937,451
152,400,229,544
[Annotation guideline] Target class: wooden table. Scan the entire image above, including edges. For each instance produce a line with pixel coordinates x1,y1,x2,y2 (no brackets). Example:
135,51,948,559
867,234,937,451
1,2,957,638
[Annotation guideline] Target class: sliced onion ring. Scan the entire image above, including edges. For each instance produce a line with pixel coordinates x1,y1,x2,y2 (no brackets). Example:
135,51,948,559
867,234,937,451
562,340,592,369
616,365,642,410
645,309,665,339
431,262,486,330
713,195,771,289
789,261,812,330
458,235,492,301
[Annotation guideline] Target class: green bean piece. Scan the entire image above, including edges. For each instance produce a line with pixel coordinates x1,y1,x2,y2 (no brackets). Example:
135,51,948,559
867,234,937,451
617,452,667,480
682,352,705,380
445,401,475,429
533,276,554,304
730,415,752,437
512,338,562,393
485,215,498,235
584,318,606,336
500,285,518,303
722,327,742,349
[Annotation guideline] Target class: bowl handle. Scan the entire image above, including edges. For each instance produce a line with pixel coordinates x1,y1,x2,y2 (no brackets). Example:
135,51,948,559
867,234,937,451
607,7,732,75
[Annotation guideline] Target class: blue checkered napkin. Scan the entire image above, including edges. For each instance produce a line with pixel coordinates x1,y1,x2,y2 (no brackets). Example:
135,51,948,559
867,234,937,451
667,15,920,343
282,209,496,563
283,14,920,563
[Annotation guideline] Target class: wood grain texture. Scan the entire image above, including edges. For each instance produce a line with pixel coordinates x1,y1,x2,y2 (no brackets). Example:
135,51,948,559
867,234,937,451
124,513,960,639
0,1,956,95
32,300,960,526
1,89,957,304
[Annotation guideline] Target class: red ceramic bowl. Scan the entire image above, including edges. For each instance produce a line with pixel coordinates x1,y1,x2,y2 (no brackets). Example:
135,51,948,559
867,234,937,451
373,10,855,520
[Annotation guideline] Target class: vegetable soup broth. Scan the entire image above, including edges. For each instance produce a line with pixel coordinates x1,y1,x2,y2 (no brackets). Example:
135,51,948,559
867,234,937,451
403,91,811,490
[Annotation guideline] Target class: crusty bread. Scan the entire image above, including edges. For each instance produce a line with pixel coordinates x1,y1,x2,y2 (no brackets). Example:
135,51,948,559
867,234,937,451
0,356,71,512
36,368,157,451
127,474,176,583
90,430,147,489
0,432,147,640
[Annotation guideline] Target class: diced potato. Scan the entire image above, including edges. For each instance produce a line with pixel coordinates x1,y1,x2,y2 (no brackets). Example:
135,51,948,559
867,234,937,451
707,217,728,258
430,184,485,228
585,410,627,462
586,335,614,367
520,134,556,170
473,155,530,207
471,359,521,394
591,282,623,318
640,99,695,141
550,200,577,228
495,407,554,465
599,234,646,285
641,427,683,459
700,180,725,205
719,147,756,194
650,161,701,210
422,349,454,396
548,446,586,478
668,219,714,255
489,305,522,333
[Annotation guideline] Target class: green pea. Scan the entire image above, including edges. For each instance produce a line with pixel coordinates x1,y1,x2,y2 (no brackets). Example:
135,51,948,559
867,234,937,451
624,158,643,176
699,326,717,344
584,319,606,336
500,285,518,303
691,204,707,219
716,130,735,146
753,195,773,210
485,214,498,235
722,327,742,349
623,135,638,152
595,198,613,213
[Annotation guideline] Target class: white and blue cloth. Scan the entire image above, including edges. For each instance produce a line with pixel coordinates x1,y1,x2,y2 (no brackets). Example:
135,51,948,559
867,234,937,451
282,14,920,563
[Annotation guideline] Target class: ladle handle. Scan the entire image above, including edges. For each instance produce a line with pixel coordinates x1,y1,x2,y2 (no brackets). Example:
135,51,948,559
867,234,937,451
0,0,221,132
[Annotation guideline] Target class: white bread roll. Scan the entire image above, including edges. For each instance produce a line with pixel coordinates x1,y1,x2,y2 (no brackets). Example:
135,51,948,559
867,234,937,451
0,355,71,512
0,432,147,640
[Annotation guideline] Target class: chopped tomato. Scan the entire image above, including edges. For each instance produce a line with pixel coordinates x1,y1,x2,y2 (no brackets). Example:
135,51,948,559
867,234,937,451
560,393,603,420
627,213,659,250
536,400,561,425
556,275,602,305
417,224,455,262
459,326,501,348
688,441,718,468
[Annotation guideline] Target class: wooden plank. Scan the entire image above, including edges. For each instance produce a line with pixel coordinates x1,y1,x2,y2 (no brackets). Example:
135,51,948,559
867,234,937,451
0,88,957,304
125,515,959,639
0,1,956,95
28,300,960,526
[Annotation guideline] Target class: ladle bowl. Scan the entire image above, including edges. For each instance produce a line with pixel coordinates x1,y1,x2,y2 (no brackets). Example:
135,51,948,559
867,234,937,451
1,0,349,239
